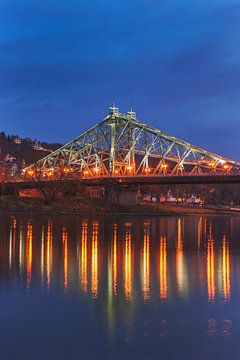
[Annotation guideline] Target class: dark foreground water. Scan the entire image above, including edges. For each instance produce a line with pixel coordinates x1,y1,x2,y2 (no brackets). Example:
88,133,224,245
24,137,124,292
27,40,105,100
0,214,240,359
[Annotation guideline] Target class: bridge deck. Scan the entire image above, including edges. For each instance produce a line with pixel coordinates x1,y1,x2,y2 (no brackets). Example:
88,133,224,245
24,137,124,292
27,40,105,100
5,174,240,189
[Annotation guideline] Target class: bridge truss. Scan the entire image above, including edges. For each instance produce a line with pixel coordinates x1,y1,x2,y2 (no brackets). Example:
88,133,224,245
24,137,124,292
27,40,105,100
24,106,240,179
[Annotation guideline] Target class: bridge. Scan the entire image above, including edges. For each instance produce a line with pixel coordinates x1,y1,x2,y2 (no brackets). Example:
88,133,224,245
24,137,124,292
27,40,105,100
22,105,239,180
4,106,240,203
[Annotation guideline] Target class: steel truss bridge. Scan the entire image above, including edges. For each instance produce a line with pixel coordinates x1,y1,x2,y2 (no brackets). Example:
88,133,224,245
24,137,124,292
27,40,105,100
23,106,240,181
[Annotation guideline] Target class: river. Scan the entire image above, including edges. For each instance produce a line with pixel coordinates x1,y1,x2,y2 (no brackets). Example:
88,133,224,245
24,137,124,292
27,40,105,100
0,214,239,359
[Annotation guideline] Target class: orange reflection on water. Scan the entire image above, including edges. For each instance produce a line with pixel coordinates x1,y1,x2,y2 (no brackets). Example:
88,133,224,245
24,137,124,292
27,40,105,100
176,218,185,296
142,222,150,301
124,223,133,301
112,224,118,296
207,224,215,303
46,221,52,289
159,236,167,300
26,222,33,289
62,226,68,292
81,221,88,293
222,235,231,301
41,226,44,284
91,222,99,298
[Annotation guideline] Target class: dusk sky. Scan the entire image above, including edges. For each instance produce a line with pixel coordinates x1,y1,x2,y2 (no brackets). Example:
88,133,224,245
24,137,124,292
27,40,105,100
0,0,240,159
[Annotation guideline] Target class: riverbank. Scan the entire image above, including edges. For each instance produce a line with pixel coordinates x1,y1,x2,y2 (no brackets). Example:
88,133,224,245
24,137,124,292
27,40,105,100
0,196,238,216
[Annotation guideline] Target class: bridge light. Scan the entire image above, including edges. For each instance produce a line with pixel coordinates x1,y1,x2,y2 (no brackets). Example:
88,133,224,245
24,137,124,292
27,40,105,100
63,167,70,174
126,165,133,172
161,164,168,170
223,164,231,171
93,167,100,173
47,171,53,177
208,161,215,168
83,170,89,176
114,169,119,175
27,169,34,176
144,167,151,173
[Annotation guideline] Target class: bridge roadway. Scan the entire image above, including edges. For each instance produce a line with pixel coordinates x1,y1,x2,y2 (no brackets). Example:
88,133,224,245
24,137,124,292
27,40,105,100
5,174,240,189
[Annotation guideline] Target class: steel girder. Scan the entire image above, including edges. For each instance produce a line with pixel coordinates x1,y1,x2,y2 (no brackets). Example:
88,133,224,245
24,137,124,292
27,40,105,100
24,107,240,178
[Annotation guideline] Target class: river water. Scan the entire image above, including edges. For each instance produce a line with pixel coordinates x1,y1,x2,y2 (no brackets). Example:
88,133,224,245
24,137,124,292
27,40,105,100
0,214,240,359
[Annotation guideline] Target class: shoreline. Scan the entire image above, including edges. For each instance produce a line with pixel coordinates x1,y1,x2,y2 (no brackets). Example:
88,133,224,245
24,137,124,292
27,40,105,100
0,196,239,217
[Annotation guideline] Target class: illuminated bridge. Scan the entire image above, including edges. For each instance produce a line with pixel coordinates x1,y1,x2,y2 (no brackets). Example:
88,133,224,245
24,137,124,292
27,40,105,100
23,105,240,182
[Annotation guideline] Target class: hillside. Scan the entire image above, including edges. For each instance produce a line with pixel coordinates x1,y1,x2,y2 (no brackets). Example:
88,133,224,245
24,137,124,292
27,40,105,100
0,131,62,176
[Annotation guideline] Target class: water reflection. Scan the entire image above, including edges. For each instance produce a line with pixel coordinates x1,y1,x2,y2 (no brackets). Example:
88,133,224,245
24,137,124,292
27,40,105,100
159,235,167,300
2,214,240,358
142,221,150,302
80,220,88,293
222,234,231,302
26,222,33,289
91,221,99,298
62,226,68,292
2,215,238,304
207,223,215,303
124,222,133,301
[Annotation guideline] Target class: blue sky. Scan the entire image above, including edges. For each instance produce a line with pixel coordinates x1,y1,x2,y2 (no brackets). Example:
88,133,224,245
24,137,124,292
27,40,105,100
0,0,240,159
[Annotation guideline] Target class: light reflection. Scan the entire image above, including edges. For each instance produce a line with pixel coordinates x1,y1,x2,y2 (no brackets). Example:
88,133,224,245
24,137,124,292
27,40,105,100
46,221,52,289
159,236,167,300
62,226,68,293
124,223,133,301
142,221,150,301
2,216,237,307
41,226,44,284
26,222,33,289
91,222,99,298
222,235,231,301
207,223,215,303
176,218,187,296
112,224,118,296
81,221,88,293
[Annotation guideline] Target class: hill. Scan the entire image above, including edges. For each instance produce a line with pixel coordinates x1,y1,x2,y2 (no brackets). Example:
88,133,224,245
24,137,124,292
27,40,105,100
0,131,62,177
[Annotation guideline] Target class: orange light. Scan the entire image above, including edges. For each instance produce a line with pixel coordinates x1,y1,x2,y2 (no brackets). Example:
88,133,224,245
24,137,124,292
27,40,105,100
144,167,151,173
47,171,53,177
83,170,89,175
208,162,215,168
114,169,119,175
161,164,168,170
27,169,34,176
126,165,133,171
63,167,70,173
223,164,231,170
93,167,99,173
